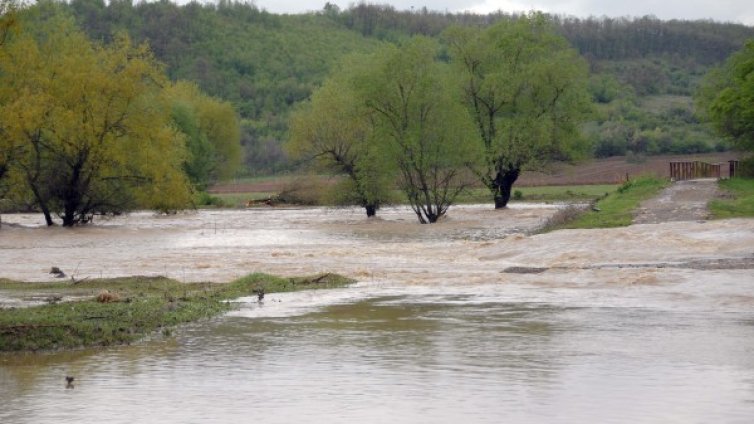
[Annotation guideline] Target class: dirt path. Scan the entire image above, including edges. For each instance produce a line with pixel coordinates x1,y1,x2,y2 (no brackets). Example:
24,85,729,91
633,179,720,224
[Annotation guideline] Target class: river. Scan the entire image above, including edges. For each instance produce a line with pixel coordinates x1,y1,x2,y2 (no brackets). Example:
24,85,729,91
2,206,754,423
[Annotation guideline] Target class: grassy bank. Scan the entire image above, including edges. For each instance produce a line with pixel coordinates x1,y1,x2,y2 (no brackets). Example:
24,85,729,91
709,178,754,218
207,184,620,208
0,273,353,352
456,184,618,204
542,176,669,231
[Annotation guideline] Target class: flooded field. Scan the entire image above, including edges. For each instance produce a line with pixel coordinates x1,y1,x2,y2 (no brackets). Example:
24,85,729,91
2,206,754,422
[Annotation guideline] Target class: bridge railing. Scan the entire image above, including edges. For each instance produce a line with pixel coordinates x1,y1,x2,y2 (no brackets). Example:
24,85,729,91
669,161,721,181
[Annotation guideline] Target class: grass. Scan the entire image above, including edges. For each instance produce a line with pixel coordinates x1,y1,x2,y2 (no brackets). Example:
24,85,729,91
211,184,620,208
710,178,754,218
457,185,618,204
0,273,353,352
547,176,669,230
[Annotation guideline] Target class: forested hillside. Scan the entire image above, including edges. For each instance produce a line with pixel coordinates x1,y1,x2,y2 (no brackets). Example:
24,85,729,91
58,0,382,173
34,0,754,175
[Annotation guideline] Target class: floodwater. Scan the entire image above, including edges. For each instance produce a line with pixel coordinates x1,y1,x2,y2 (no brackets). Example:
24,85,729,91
2,206,754,423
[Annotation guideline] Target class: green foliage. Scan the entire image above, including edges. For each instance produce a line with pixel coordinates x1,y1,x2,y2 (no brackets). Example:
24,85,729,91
709,177,754,218
172,101,215,187
562,176,669,229
588,93,719,158
289,38,477,222
164,81,242,189
358,38,478,223
699,40,754,153
11,1,753,178
334,5,754,65
0,11,192,226
0,0,18,47
194,191,227,207
0,0,20,200
55,0,383,174
446,14,592,208
588,74,624,104
287,60,393,216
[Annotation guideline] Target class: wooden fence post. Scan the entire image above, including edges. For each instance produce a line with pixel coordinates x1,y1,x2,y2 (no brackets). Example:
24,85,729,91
729,160,739,178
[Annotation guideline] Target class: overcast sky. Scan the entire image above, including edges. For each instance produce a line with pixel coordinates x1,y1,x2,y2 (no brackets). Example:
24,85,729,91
253,1,754,26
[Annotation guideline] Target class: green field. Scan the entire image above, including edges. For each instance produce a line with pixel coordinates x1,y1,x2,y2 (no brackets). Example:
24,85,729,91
457,184,619,204
203,183,621,208
545,177,669,230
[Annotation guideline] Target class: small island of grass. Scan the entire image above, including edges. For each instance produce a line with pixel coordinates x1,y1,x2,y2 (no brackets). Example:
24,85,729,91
0,273,354,352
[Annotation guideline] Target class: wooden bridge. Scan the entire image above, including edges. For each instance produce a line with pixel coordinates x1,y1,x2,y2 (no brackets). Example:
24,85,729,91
669,160,739,180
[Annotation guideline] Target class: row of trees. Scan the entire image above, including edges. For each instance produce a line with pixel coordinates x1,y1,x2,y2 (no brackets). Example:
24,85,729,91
288,15,591,223
58,0,380,174
0,5,241,226
332,3,754,64
698,40,754,171
47,0,753,174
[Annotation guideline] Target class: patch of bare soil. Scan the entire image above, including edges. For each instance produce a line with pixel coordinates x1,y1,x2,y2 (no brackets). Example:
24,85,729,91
210,153,741,194
517,153,740,186
633,179,720,224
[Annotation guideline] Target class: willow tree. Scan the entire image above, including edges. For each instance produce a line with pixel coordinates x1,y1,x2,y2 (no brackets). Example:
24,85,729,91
0,0,18,201
164,81,242,189
359,38,478,224
0,17,192,226
287,66,391,217
445,13,591,209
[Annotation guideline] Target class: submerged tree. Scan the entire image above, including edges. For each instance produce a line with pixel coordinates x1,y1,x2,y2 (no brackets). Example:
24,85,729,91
288,38,476,223
359,38,478,223
287,60,392,217
445,13,591,209
0,16,192,226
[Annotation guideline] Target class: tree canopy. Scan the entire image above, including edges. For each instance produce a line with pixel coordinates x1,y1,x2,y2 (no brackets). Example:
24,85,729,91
6,0,751,184
0,13,192,226
0,0,18,201
40,0,752,175
445,13,592,208
359,38,478,223
288,38,477,223
164,81,242,189
698,40,754,154
287,59,392,217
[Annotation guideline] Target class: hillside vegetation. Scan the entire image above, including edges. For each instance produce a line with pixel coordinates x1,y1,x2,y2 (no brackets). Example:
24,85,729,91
18,1,754,175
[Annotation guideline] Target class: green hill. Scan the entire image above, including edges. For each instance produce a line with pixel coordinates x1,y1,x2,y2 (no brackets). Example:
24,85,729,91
21,1,754,175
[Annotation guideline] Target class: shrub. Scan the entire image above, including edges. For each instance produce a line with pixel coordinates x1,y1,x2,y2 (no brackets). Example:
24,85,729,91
195,191,226,207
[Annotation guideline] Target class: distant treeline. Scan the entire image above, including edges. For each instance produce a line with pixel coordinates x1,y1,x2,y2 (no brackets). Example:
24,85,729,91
333,3,752,63
37,0,754,174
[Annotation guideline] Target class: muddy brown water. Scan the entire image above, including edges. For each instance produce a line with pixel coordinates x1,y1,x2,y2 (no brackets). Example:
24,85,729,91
2,206,754,423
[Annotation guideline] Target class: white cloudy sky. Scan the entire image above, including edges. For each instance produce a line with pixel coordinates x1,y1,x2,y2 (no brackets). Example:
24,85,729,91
253,1,754,25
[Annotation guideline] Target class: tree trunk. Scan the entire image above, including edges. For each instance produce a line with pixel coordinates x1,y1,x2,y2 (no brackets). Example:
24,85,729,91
492,168,520,209
365,204,378,217
31,186,54,226
41,205,54,226
62,208,76,227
